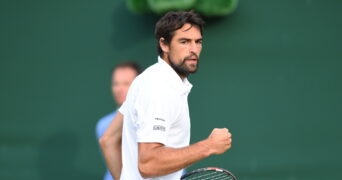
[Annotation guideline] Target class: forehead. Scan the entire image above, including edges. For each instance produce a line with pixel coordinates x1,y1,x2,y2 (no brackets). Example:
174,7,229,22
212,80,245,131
173,23,202,39
113,67,137,78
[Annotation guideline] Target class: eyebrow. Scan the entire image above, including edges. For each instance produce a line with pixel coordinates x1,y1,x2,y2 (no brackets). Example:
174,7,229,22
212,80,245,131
178,37,203,41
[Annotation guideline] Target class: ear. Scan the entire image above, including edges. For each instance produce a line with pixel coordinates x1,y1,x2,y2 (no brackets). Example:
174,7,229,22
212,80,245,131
159,37,169,53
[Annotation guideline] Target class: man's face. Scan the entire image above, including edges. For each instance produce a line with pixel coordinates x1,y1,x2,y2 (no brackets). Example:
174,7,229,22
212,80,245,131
111,67,137,106
162,23,203,78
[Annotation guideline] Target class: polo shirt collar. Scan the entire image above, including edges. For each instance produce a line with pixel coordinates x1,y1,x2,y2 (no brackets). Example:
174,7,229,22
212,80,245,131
158,56,193,95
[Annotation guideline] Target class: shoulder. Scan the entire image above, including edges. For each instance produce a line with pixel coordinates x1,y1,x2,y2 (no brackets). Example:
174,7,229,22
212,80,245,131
130,62,169,93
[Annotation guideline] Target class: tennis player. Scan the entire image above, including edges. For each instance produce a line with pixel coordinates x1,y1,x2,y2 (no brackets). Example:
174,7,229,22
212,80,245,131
99,10,232,180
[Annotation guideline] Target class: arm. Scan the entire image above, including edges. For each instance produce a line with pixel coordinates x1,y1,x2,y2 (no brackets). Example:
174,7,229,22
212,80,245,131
99,112,123,180
138,128,232,178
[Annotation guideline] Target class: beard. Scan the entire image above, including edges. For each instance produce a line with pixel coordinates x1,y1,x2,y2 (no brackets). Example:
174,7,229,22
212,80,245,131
169,53,199,77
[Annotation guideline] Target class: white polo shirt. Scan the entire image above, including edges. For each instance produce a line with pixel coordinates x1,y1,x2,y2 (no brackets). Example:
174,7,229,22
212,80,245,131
119,56,193,180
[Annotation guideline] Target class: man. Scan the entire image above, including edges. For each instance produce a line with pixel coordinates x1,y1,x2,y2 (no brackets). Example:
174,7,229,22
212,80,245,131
100,10,232,180
96,62,140,180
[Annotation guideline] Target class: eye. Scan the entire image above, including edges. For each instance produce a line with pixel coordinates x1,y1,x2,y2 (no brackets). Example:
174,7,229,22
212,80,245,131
180,40,187,44
196,39,203,44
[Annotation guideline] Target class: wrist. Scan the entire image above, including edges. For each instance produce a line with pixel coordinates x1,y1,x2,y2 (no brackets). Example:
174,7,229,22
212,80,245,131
198,139,212,157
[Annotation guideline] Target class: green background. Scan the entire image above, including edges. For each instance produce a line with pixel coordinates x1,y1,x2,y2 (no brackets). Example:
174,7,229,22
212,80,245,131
1,0,341,179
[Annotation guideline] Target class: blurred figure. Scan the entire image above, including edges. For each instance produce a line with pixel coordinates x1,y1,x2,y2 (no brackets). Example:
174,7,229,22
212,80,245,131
96,61,141,180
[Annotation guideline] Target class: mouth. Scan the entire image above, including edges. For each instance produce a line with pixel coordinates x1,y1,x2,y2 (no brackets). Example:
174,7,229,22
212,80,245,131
185,59,198,66
186,58,197,61
185,54,199,62
185,56,198,61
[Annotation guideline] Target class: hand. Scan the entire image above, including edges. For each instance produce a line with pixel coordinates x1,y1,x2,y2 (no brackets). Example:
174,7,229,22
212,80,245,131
206,128,232,155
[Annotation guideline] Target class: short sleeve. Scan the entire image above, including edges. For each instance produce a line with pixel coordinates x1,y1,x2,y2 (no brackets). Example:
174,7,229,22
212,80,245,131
135,83,179,145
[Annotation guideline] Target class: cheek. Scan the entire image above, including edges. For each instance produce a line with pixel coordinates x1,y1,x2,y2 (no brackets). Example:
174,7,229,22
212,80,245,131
171,47,187,59
198,44,202,51
115,84,130,94
122,86,130,95
113,84,122,93
112,87,119,96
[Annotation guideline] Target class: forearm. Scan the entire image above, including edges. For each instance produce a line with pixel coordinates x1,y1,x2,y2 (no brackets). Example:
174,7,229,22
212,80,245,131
138,139,212,178
138,128,232,178
99,136,122,179
99,112,124,179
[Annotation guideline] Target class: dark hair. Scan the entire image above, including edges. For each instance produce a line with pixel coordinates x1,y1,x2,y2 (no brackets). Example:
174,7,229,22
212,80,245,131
112,61,141,75
154,10,205,56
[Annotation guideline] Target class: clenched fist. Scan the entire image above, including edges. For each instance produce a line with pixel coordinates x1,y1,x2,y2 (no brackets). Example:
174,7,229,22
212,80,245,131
206,128,232,155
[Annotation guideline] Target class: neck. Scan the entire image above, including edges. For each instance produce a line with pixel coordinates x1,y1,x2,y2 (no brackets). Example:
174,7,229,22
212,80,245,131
161,55,187,80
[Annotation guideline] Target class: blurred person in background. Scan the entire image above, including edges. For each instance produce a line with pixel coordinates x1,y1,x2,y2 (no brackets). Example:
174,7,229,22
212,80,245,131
95,61,141,180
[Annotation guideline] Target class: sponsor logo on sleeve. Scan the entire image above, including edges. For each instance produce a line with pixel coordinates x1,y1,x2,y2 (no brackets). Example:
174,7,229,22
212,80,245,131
154,117,165,122
153,125,166,132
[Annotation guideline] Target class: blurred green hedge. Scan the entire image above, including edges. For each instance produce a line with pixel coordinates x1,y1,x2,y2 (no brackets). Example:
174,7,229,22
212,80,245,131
126,0,238,17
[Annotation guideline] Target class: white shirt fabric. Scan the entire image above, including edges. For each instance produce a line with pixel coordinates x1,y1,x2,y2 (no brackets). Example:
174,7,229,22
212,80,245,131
119,56,193,180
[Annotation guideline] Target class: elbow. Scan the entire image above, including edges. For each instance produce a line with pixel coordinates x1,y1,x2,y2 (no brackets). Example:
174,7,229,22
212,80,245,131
99,133,122,153
138,162,156,179
99,135,110,150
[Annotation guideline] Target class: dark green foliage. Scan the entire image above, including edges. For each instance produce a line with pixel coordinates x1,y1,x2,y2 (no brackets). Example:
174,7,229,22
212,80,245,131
126,0,151,13
126,0,239,17
195,0,238,17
